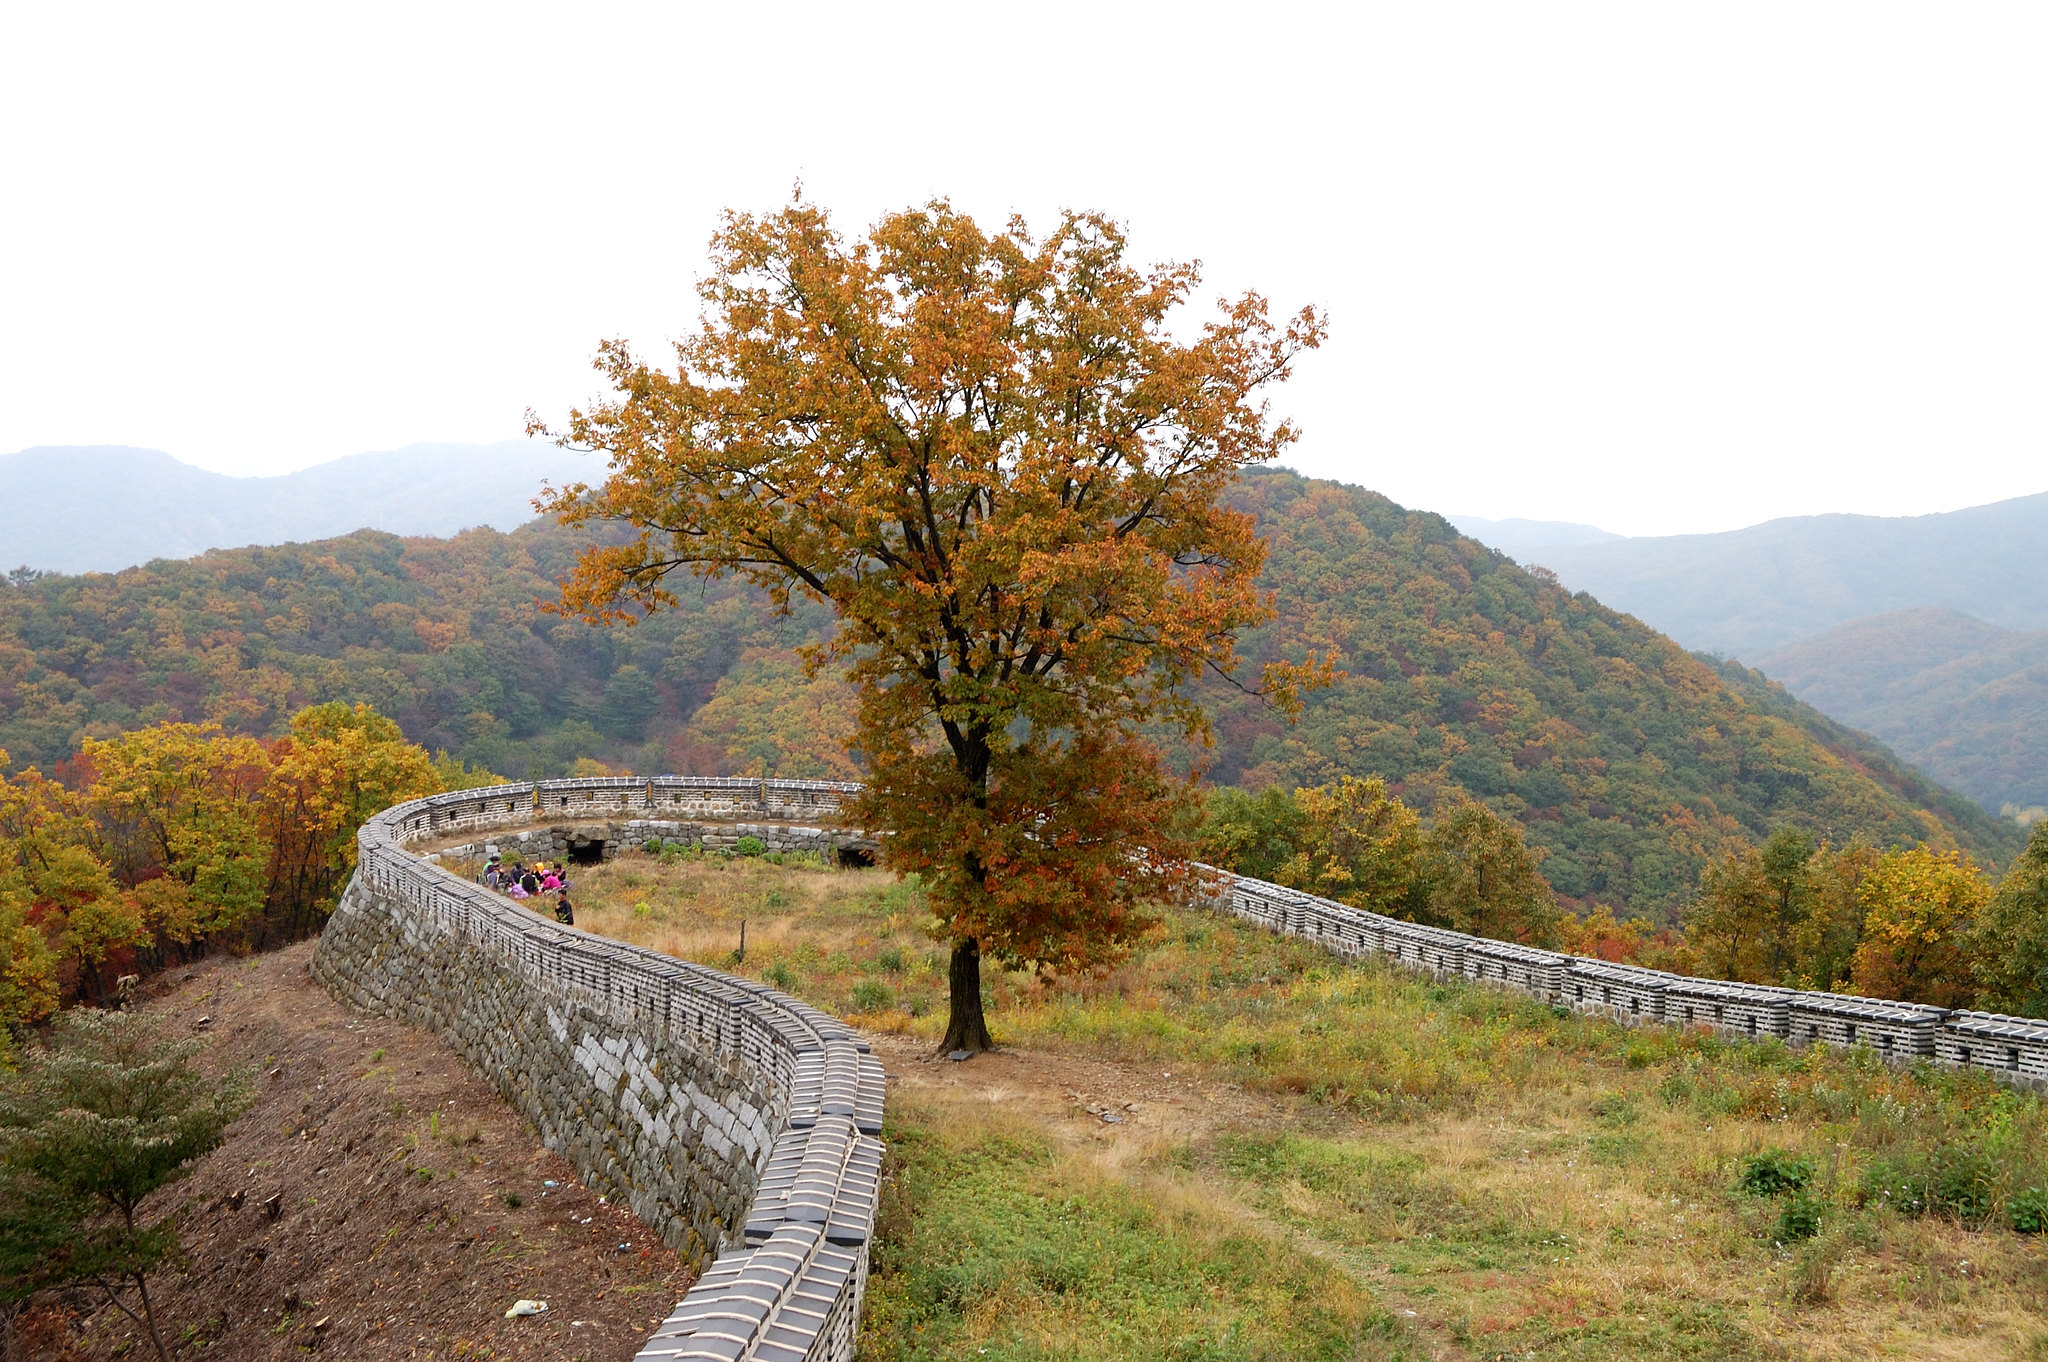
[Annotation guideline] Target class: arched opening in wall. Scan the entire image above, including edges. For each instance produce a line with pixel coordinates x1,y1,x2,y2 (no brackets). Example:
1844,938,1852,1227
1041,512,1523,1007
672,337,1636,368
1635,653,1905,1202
568,839,606,866
836,847,875,869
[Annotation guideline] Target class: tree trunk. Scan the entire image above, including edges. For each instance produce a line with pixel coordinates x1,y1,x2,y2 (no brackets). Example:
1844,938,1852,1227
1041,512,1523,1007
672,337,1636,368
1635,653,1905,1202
134,1273,168,1362
939,936,994,1055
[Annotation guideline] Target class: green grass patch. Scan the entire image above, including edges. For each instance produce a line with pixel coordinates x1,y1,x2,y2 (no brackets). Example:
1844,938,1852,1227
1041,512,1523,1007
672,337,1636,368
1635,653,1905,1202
861,1097,1417,1361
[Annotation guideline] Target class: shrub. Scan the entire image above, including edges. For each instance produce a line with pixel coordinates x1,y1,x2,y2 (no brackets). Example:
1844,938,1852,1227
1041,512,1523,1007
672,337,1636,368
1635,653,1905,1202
2010,1186,2048,1234
764,961,795,989
1860,1153,1929,1215
1777,1190,1823,1242
879,947,907,974
1789,1229,1845,1303
1737,1149,1814,1198
735,835,767,857
1859,1142,1993,1223
642,838,663,855
1929,1144,1995,1223
851,981,894,1013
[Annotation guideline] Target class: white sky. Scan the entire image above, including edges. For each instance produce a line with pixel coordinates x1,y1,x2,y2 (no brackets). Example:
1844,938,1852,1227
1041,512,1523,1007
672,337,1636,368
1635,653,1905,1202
2,2,2042,536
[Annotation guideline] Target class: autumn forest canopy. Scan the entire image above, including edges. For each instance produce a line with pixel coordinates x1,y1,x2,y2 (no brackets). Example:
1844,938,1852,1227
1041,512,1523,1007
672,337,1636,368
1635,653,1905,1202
0,469,2015,870
0,469,2022,912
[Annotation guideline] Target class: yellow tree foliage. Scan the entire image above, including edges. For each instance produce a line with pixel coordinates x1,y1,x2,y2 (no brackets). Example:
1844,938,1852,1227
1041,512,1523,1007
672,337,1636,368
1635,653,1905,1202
1277,776,1427,916
0,704,447,1010
536,199,1325,1052
1849,847,1989,1008
1684,846,1778,983
260,703,439,939
1276,780,1557,944
0,754,90,1019
1788,840,1881,990
83,723,270,940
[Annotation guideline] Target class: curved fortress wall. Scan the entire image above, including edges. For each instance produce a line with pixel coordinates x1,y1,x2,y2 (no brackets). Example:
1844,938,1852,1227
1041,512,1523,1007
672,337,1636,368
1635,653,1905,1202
314,774,2048,1358
312,777,885,1362
1205,867,2048,1089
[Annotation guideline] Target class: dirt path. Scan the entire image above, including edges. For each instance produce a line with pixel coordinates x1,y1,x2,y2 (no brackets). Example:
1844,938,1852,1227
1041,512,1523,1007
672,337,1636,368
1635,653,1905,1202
33,941,695,1362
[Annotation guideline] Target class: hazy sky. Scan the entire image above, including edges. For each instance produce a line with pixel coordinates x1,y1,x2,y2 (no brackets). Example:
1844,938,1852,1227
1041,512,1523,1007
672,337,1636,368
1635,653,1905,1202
3,3,2042,536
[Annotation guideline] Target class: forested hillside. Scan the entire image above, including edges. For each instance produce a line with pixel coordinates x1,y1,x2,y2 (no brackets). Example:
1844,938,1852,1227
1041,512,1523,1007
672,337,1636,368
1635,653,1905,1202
0,523,841,782
1182,470,2023,914
1757,608,2048,816
0,468,2021,919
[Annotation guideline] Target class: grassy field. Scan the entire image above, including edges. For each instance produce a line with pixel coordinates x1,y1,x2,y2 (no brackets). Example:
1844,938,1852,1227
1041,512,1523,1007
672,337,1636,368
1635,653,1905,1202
515,847,2048,1361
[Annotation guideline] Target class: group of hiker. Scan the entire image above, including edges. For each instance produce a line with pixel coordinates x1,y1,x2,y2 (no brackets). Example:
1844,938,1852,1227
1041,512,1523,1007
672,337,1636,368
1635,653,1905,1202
483,854,575,926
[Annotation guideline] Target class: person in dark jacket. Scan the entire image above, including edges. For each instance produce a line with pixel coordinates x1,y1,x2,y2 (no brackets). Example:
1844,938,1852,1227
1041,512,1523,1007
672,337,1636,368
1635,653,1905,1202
554,888,575,927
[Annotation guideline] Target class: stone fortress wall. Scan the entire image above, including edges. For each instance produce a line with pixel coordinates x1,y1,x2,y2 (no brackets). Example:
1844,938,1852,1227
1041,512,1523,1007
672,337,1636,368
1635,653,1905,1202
312,777,887,1362
312,773,2048,1360
1207,866,2048,1089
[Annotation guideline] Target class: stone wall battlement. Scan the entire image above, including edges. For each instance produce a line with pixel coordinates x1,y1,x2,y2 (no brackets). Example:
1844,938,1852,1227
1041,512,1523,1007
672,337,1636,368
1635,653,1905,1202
1205,867,2048,1089
312,778,882,1362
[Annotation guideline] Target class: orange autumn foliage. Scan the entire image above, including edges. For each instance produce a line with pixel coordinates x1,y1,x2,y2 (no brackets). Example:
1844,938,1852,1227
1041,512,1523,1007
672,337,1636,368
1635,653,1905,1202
536,197,1327,1049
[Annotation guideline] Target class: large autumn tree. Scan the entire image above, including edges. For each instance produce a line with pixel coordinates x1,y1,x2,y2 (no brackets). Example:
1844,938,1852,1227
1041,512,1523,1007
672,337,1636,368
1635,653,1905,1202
535,199,1324,1052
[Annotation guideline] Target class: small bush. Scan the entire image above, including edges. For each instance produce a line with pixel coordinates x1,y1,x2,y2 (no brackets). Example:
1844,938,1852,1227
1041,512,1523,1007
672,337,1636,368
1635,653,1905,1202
1777,1190,1822,1242
2011,1186,2048,1234
1738,1149,1814,1197
764,961,795,989
1861,1142,1995,1224
1860,1153,1929,1215
1930,1144,1995,1223
878,946,907,973
735,835,767,857
763,851,784,865
642,838,663,855
851,980,894,1012
501,1191,523,1209
656,839,701,864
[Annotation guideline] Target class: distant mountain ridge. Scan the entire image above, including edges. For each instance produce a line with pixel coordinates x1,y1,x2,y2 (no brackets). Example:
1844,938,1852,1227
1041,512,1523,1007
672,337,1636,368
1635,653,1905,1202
1756,607,2048,816
1447,515,1623,551
1452,493,2048,658
0,443,593,574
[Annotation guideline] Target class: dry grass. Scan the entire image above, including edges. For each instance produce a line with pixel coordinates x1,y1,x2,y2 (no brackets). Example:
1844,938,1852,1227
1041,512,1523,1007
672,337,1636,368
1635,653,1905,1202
550,848,2048,1361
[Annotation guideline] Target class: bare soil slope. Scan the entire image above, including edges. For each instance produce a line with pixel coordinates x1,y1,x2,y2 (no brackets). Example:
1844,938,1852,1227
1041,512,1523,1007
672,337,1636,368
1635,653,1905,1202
33,940,696,1362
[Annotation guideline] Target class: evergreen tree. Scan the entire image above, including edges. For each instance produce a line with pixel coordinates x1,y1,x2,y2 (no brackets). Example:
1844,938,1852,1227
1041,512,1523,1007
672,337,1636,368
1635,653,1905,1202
0,1009,252,1362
